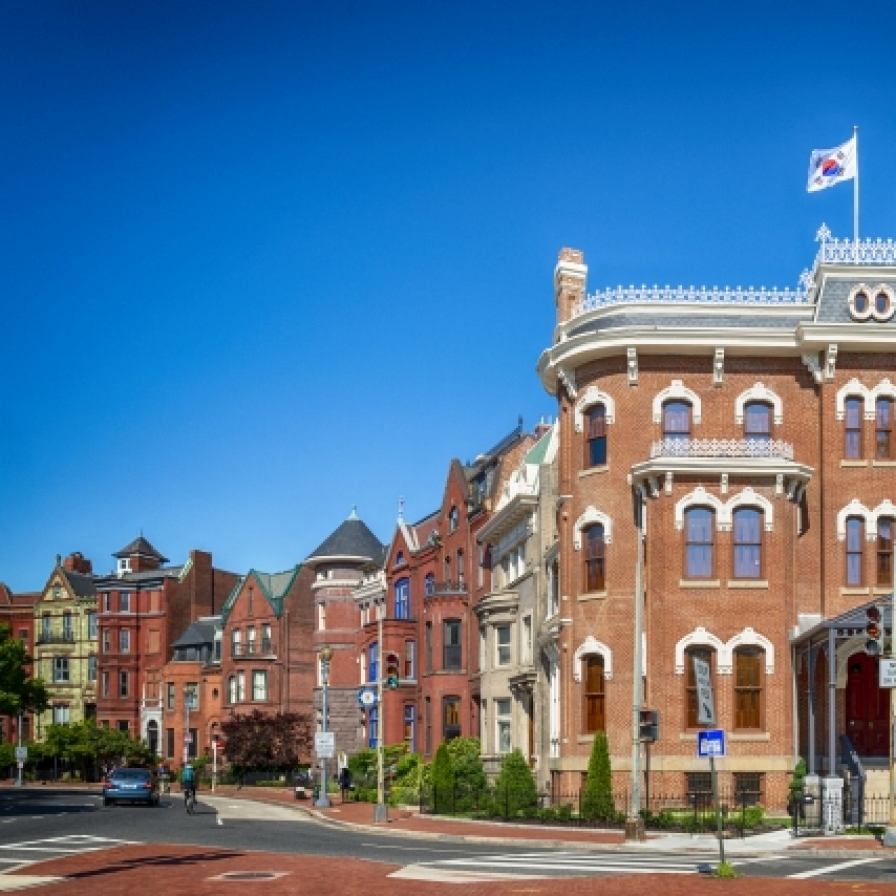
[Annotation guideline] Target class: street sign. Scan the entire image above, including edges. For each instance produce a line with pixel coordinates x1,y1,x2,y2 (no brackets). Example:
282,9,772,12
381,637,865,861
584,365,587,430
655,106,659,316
693,657,716,725
16,762,23,770
183,731,193,743
357,687,378,708
696,729,727,758
14,747,27,762
880,658,896,688
315,731,335,758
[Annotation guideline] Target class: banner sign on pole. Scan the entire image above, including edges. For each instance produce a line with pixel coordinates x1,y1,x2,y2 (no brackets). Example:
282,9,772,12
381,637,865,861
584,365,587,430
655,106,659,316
693,657,716,725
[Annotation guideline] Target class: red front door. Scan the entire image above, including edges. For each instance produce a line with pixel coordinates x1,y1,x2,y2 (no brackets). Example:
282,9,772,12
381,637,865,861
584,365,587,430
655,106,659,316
846,653,889,757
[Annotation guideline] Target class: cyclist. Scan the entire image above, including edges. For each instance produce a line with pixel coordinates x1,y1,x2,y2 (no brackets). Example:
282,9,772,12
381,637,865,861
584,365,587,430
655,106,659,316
182,763,197,813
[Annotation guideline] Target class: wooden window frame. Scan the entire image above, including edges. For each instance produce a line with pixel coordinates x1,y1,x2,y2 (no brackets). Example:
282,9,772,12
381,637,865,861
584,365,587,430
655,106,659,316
443,620,462,670
731,507,763,580
582,655,606,734
845,396,863,459
744,401,772,442
685,647,715,730
846,516,864,587
877,517,894,588
733,647,764,732
584,404,608,468
684,507,715,579
583,524,606,592
876,398,895,460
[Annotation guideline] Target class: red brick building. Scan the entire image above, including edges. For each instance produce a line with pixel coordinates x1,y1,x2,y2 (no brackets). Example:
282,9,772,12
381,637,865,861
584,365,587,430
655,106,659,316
537,233,896,809
0,582,40,744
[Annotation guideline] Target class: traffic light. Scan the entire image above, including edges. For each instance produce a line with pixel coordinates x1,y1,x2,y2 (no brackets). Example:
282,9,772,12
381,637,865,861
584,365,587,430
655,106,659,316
639,709,659,743
865,606,884,656
385,652,400,689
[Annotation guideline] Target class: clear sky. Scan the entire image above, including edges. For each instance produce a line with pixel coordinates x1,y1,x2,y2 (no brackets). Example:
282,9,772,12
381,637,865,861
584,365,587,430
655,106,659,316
2,0,894,590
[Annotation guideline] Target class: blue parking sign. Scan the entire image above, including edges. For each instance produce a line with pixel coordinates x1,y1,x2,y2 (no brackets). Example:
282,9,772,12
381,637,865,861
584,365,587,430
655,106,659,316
696,729,726,758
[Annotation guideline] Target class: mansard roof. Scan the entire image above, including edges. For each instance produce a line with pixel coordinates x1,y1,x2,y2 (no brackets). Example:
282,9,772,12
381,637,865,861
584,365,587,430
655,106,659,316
113,535,169,563
306,510,385,565
171,617,219,649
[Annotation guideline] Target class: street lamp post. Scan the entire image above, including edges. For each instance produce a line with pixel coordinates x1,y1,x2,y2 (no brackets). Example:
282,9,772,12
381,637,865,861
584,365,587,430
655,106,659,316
315,647,333,808
183,685,196,768
15,710,24,788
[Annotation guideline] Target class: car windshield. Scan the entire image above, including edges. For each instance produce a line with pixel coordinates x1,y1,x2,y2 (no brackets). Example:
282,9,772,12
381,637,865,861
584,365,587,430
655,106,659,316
111,770,150,780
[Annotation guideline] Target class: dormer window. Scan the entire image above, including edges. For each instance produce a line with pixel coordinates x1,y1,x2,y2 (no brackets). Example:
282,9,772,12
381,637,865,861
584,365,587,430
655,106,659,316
855,291,869,314
118,558,131,574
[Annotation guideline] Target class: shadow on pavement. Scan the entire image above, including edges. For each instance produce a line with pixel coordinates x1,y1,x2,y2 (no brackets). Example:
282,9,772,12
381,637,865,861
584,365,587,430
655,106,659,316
58,850,245,880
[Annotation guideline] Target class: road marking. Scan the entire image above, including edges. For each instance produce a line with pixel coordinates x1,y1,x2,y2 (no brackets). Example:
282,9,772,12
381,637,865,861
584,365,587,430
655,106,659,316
787,857,882,879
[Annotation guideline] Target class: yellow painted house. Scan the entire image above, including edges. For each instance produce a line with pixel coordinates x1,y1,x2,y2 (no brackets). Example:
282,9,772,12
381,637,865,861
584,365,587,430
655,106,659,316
33,554,98,737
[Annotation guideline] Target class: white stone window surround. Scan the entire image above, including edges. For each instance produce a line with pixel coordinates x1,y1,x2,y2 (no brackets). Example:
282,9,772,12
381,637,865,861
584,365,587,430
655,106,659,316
848,283,896,322
835,378,896,421
574,386,616,432
735,383,783,426
674,486,774,533
836,498,896,541
674,626,774,676
652,380,702,425
572,635,613,681
572,506,613,549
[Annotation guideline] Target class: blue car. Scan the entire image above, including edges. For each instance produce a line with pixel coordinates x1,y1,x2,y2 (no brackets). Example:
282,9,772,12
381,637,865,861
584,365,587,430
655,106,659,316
102,767,160,807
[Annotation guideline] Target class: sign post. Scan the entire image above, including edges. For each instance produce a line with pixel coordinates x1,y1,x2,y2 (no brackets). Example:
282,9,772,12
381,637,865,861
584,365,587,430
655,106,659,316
694,656,725,868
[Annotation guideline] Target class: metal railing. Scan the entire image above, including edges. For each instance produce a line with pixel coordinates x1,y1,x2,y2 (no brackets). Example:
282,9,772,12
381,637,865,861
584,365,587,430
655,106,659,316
231,639,274,657
649,438,794,460
36,631,75,645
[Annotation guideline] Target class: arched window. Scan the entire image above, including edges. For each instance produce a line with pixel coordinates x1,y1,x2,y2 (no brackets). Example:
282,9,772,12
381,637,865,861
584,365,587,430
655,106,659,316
395,551,405,567
585,404,607,467
684,507,715,578
877,398,894,460
583,655,605,733
734,647,764,730
583,524,605,592
845,397,863,459
424,572,435,596
744,402,772,443
847,517,864,586
685,646,714,728
732,508,762,579
663,401,691,442
394,578,410,619
879,518,894,588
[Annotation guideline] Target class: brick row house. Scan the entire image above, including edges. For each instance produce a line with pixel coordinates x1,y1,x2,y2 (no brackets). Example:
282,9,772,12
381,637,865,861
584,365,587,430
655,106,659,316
536,232,896,809
0,582,40,744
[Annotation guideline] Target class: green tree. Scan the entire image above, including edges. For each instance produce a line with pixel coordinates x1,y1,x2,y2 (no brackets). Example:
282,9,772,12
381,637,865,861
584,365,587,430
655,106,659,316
430,742,454,813
581,731,615,821
493,748,538,818
445,736,487,811
0,624,48,721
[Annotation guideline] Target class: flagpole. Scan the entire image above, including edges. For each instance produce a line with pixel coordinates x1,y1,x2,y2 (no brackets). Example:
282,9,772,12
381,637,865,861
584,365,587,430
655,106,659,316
853,125,860,261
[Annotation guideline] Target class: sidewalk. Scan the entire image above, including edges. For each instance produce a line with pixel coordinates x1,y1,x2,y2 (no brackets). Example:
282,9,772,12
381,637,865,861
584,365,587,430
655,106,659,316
209,786,891,858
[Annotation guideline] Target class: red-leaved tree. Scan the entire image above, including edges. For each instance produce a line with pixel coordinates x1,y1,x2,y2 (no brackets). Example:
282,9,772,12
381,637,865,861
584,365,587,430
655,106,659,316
221,710,312,770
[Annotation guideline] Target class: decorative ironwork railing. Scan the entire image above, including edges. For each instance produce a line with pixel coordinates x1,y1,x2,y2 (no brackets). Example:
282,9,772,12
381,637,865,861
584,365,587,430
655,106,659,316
649,438,794,460
37,631,75,645
818,235,896,265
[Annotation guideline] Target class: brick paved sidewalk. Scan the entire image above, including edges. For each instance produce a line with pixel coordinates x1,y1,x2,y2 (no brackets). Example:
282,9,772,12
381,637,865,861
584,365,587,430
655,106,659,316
8,844,892,896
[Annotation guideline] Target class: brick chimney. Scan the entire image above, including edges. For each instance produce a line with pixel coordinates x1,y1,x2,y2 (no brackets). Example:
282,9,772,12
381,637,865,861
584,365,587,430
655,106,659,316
555,248,587,325
63,552,93,574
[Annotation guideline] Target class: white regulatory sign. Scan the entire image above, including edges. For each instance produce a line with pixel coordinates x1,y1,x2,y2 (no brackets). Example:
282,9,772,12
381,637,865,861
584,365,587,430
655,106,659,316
14,747,27,762
880,658,896,688
693,657,716,726
315,731,335,758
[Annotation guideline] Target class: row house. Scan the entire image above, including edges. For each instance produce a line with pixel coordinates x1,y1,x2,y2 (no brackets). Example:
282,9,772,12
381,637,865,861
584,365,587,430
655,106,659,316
0,582,40,743
219,564,316,734
536,230,896,810
94,536,238,744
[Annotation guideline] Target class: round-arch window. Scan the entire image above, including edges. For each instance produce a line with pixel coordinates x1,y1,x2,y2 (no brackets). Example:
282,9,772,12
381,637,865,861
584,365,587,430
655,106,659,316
876,292,891,316
854,292,869,314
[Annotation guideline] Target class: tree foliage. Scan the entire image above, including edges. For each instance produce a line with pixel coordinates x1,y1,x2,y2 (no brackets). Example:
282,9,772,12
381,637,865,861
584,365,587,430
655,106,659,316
581,731,615,820
0,624,48,718
493,748,538,816
445,736,487,794
220,710,312,770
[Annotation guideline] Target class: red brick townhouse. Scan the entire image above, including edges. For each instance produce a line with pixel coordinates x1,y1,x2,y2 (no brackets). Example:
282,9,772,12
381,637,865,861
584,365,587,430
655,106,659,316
536,229,896,809
0,582,40,744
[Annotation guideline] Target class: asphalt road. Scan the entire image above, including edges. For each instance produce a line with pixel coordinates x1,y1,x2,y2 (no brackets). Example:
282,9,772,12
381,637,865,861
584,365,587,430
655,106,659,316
1,788,895,883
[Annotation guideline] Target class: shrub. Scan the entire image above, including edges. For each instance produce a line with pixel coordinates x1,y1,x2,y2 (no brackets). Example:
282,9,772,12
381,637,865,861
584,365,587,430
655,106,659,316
430,743,454,813
742,805,765,829
445,737,486,810
580,732,614,821
493,749,538,818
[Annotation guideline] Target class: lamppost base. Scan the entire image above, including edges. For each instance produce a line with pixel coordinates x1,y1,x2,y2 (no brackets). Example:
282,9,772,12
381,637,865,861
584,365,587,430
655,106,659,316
373,802,388,823
883,826,896,847
314,796,331,808
624,818,646,842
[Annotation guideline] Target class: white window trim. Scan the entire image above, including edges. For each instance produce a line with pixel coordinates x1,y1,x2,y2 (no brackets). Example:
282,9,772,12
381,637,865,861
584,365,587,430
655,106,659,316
674,486,773,533
836,378,896,421
848,283,896,322
572,506,613,549
727,627,775,674
574,385,616,432
735,382,783,425
652,380,702,425
837,498,896,541
674,626,774,676
572,635,613,681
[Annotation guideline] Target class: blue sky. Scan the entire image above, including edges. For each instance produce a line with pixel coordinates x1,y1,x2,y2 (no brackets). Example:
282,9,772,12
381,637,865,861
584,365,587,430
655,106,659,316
2,0,894,590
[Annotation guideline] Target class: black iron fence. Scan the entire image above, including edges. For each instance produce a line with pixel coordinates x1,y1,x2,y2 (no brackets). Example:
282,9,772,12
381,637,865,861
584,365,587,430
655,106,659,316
419,783,777,837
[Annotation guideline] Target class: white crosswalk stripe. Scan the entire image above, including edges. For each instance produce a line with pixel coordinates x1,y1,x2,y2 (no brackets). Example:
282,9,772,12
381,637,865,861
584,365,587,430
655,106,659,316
0,835,138,874
411,850,772,879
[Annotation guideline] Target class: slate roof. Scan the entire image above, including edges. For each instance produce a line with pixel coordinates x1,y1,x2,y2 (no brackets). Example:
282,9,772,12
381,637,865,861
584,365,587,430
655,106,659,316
61,569,96,598
171,618,218,649
113,535,169,563
306,511,385,563
814,277,896,325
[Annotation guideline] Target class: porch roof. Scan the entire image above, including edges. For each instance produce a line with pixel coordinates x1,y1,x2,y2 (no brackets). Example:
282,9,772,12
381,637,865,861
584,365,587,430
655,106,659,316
791,595,895,647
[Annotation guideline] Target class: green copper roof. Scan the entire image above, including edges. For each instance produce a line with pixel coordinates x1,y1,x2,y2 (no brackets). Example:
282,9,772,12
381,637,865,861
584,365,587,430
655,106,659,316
525,426,554,466
219,565,301,625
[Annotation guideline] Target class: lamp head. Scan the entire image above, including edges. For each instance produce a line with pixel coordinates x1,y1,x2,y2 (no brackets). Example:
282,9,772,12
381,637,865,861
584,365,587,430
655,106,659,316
319,646,333,662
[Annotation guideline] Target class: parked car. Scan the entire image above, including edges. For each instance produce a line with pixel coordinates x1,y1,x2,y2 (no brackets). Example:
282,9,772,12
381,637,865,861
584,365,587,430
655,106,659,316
102,767,159,807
